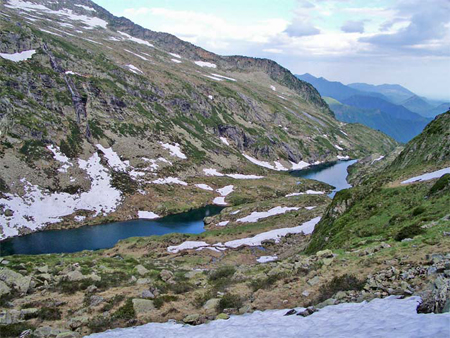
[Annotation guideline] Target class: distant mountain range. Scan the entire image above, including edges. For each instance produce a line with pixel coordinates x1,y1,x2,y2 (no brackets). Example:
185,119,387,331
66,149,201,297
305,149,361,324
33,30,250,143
296,74,449,143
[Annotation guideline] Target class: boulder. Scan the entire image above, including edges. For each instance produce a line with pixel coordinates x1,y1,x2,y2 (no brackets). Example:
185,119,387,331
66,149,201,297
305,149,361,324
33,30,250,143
141,290,155,299
135,265,149,276
132,299,155,315
68,316,89,329
160,270,173,282
316,250,333,259
56,333,81,338
216,313,230,320
0,280,11,297
15,276,32,293
136,278,150,285
90,295,104,307
307,276,320,286
0,268,23,286
183,313,200,325
33,327,67,338
0,309,21,325
36,265,49,274
65,270,84,282
203,298,220,315
284,309,297,316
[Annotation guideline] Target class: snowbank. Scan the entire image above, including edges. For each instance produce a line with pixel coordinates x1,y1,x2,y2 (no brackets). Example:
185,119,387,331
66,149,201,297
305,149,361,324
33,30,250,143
0,49,36,62
286,190,324,197
160,142,187,159
237,206,300,223
137,211,160,219
86,296,450,338
195,61,217,68
401,167,450,184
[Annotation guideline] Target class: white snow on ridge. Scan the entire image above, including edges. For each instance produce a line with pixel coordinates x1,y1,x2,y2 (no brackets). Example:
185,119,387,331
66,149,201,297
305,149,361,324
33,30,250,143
371,155,385,164
47,145,73,173
211,73,236,81
237,206,300,223
171,58,182,64
244,154,313,172
86,296,450,338
160,142,187,159
138,211,160,219
169,53,181,58
0,49,36,62
126,64,143,74
118,31,154,47
401,167,450,184
195,61,217,68
220,137,230,146
0,153,122,240
6,0,108,29
74,4,96,12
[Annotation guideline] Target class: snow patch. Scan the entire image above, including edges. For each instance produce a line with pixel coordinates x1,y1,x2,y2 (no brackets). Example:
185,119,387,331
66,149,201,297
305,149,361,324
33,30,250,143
211,73,236,81
118,31,154,47
217,221,229,227
47,145,73,173
204,75,223,81
220,137,230,146
171,58,182,64
74,4,96,12
96,144,129,172
270,85,276,91
401,167,450,184
371,155,385,164
195,61,217,68
0,49,36,62
124,49,148,61
257,255,278,263
195,184,214,191
290,161,310,170
286,190,324,197
337,155,350,160
334,144,344,151
126,64,143,74
169,53,181,58
237,206,300,223
152,177,188,186
160,142,187,159
138,211,160,219
226,174,264,180
203,168,224,177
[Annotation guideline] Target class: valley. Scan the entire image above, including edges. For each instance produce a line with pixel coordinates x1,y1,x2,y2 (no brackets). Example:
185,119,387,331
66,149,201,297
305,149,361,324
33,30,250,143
0,1,449,338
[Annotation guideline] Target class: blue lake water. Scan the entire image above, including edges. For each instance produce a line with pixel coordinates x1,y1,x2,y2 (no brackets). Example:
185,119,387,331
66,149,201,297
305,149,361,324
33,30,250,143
290,159,357,197
0,205,224,256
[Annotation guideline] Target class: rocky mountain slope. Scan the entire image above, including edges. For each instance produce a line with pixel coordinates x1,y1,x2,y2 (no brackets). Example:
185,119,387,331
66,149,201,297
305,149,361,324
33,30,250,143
0,0,397,239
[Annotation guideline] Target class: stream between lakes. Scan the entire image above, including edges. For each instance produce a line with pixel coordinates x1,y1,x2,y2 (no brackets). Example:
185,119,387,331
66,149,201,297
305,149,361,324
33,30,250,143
0,160,356,256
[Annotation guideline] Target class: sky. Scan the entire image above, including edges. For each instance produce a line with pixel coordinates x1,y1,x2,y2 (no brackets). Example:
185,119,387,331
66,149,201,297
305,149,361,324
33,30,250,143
92,0,450,100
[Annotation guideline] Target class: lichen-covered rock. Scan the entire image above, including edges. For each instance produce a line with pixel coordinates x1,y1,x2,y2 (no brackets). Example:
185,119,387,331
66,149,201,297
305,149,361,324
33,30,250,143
132,299,155,315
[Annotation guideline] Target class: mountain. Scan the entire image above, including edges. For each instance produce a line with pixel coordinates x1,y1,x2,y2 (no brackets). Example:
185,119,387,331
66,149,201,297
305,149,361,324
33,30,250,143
348,82,416,104
0,0,397,239
298,74,432,142
401,95,434,115
296,73,387,102
327,98,431,143
422,102,450,118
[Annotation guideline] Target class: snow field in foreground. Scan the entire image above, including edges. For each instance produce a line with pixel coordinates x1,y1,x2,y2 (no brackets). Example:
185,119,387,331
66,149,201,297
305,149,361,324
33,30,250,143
87,296,450,338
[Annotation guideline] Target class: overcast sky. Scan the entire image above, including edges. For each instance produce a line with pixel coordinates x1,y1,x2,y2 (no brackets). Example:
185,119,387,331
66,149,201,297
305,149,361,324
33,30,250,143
93,0,450,100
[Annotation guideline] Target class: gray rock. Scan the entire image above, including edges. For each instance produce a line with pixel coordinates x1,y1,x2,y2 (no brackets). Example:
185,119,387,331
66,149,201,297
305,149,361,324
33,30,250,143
316,249,333,258
37,265,49,273
0,267,23,286
307,276,320,286
203,298,220,315
183,313,200,324
284,309,297,316
90,295,104,307
33,326,66,338
132,299,155,315
141,290,155,299
135,265,149,276
238,305,251,314
0,280,11,297
160,270,173,282
4,209,13,217
297,306,317,317
15,276,32,293
316,298,337,309
137,278,150,285
56,332,81,338
86,285,98,293
68,315,89,329
0,309,21,325
65,270,84,282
